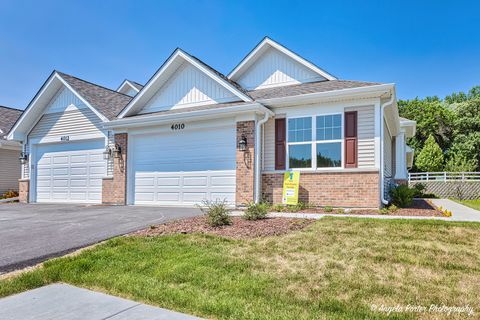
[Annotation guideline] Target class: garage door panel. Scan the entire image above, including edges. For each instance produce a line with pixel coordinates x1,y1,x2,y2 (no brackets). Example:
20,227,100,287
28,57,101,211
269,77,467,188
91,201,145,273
34,139,105,203
131,125,236,206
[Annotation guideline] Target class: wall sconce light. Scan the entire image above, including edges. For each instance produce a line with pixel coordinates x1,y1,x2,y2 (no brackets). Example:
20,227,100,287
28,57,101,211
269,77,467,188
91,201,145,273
19,152,28,165
103,144,122,160
113,144,122,159
238,134,247,152
103,146,113,160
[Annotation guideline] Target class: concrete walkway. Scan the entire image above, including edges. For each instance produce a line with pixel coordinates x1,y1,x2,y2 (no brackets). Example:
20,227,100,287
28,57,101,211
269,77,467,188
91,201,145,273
232,199,480,222
0,283,202,320
430,199,480,222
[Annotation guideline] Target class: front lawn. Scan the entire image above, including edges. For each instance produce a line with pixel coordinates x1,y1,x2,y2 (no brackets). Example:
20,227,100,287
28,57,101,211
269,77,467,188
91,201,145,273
1,217,480,319
454,199,480,211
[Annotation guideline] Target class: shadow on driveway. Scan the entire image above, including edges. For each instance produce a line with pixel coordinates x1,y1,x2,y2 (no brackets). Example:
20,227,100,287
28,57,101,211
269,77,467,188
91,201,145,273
0,203,202,273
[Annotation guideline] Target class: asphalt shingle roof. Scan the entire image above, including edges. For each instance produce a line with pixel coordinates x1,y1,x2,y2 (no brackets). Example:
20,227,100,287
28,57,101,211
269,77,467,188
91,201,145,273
248,80,382,100
0,106,23,140
57,72,133,120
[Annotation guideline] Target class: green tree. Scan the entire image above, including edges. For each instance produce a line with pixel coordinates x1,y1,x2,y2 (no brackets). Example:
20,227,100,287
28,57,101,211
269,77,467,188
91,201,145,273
415,135,444,172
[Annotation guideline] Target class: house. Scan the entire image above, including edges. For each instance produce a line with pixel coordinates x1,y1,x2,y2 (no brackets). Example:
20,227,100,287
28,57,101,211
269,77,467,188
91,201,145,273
0,106,23,195
7,37,415,208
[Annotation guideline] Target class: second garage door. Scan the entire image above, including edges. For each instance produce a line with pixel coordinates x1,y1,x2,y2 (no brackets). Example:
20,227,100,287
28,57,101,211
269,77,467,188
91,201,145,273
130,124,236,206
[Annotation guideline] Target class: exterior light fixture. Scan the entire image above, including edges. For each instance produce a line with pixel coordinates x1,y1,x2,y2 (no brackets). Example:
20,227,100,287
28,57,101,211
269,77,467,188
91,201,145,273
113,144,122,159
19,152,28,165
103,146,113,160
238,134,247,152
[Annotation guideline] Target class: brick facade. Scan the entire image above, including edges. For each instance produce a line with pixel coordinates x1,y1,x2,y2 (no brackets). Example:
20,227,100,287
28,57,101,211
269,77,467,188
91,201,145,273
18,179,29,203
101,177,115,204
109,133,128,205
236,121,255,205
262,171,380,208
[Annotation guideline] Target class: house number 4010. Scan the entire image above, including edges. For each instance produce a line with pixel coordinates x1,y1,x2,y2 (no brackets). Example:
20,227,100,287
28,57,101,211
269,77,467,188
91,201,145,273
171,123,185,130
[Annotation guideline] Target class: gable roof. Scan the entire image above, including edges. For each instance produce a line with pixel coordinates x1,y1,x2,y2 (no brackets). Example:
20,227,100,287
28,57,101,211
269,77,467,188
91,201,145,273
0,106,22,140
249,80,382,100
118,48,253,118
57,72,132,120
117,79,144,94
228,37,337,82
8,71,132,141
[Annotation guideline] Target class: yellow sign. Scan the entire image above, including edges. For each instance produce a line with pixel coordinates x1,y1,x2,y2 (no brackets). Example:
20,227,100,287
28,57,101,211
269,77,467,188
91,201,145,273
282,171,300,205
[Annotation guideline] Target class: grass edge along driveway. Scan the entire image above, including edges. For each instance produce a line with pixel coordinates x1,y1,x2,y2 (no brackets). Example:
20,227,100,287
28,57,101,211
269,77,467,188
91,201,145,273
1,217,480,320
453,199,480,211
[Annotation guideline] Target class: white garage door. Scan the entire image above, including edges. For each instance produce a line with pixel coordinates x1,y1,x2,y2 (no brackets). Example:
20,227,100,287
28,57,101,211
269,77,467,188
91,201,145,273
34,139,105,203
130,125,236,206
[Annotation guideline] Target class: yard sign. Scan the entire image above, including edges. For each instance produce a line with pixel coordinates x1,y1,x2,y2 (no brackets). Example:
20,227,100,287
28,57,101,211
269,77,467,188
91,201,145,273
282,171,300,205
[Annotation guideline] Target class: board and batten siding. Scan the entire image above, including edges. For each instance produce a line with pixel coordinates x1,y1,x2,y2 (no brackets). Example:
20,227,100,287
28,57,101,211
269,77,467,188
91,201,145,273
0,149,21,194
237,47,325,90
140,62,239,114
345,106,375,168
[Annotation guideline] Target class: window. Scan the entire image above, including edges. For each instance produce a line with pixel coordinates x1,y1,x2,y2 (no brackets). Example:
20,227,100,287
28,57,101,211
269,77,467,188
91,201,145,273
287,114,343,169
288,117,312,168
316,114,342,168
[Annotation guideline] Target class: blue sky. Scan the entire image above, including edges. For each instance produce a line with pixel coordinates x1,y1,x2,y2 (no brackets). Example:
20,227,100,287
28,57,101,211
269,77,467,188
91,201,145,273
1,0,479,109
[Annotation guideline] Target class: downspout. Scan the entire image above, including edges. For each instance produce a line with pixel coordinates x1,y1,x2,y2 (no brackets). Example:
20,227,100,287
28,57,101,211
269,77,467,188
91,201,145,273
254,111,271,204
380,93,394,205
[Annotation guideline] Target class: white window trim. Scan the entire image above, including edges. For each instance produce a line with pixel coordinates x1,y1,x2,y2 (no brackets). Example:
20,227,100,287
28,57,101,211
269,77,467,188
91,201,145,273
286,112,344,171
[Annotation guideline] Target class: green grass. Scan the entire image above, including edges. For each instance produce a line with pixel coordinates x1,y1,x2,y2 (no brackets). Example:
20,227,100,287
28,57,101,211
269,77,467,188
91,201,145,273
453,199,480,211
1,218,480,319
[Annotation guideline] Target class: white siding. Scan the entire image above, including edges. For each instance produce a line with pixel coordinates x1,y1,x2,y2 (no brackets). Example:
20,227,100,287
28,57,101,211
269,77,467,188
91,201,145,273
262,105,376,172
0,149,21,194
140,62,239,114
29,108,103,140
383,119,393,178
263,118,275,171
237,47,325,90
345,105,375,168
45,87,87,114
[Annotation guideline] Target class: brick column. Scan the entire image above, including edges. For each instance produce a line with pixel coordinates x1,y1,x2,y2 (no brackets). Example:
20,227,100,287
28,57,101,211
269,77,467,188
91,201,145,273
112,133,128,205
236,121,255,206
18,179,29,203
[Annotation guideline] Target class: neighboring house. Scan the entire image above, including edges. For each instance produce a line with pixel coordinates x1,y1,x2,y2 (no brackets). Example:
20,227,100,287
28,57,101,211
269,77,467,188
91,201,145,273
8,37,415,208
0,106,23,195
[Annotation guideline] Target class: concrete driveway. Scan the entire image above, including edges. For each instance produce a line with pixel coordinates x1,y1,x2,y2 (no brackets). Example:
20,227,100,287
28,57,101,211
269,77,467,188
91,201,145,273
0,203,202,273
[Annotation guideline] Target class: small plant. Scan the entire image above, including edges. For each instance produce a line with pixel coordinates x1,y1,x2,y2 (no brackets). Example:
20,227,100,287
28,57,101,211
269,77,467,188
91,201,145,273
286,202,311,212
197,199,231,227
324,206,333,213
1,190,18,199
271,204,286,212
244,202,268,220
335,208,345,214
149,225,157,230
389,185,416,208
378,204,399,215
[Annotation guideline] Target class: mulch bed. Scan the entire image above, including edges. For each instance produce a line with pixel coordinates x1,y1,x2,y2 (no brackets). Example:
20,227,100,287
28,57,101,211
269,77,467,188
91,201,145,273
131,216,314,239
293,199,444,217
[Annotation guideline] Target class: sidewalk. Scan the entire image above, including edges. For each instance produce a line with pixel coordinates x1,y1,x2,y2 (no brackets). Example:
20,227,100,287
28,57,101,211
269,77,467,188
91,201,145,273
231,199,480,222
0,283,202,320
430,199,480,222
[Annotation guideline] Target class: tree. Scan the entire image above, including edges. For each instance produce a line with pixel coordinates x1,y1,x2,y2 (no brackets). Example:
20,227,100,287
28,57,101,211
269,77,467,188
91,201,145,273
415,135,444,172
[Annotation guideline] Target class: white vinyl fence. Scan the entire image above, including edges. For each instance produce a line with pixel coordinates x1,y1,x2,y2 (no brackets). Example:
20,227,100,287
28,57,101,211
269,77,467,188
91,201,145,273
408,172,480,182
408,172,480,200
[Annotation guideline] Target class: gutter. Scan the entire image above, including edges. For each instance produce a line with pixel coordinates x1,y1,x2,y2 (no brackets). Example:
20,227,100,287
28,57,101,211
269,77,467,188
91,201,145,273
254,111,271,203
380,93,395,206
104,103,273,129
257,83,394,107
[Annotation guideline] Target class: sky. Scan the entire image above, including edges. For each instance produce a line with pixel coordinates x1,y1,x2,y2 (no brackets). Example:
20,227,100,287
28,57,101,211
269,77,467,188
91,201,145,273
0,0,479,110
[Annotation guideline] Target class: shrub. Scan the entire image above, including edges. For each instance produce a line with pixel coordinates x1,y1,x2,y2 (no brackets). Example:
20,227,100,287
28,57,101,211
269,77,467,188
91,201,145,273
244,202,269,220
378,204,398,215
389,185,416,208
197,199,231,227
1,190,18,199
324,206,333,213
